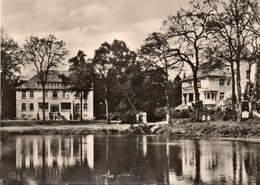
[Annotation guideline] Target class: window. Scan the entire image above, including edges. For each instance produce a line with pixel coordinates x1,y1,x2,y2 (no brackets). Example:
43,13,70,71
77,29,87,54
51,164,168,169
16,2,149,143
30,91,34,98
76,103,80,111
205,93,211,99
52,91,58,98
22,103,26,111
61,103,71,110
38,103,48,109
84,103,88,110
188,81,192,87
219,79,225,86
45,91,48,97
227,79,230,86
62,91,66,98
198,80,201,88
188,93,194,102
183,94,187,104
22,91,26,99
246,70,250,79
220,92,225,100
204,92,216,100
29,103,34,111
75,92,80,99
212,93,216,100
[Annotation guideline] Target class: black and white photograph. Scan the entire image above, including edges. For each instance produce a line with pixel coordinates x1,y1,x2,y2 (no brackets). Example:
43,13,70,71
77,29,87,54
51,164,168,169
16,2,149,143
1,0,260,184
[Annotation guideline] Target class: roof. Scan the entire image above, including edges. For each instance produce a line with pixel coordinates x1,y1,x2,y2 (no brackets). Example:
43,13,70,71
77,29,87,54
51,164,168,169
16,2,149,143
181,68,231,82
16,70,69,90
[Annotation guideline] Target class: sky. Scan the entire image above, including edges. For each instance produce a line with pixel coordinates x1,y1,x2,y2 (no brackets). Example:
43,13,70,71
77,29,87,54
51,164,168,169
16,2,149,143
2,0,191,77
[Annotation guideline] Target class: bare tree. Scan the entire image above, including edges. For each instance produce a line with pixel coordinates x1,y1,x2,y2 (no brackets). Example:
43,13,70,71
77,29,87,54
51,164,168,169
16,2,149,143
207,0,260,122
163,0,214,120
23,35,68,123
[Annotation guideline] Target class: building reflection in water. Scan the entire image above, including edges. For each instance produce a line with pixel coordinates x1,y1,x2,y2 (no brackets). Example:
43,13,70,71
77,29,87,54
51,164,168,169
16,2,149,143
142,136,147,157
167,139,259,184
10,136,260,184
15,135,94,170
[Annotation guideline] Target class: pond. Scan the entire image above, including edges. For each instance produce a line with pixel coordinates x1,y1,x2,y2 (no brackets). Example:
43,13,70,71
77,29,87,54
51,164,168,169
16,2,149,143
0,135,260,184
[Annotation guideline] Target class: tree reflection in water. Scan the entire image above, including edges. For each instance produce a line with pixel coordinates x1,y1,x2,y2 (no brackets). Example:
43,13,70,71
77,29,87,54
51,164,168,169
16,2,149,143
0,135,259,184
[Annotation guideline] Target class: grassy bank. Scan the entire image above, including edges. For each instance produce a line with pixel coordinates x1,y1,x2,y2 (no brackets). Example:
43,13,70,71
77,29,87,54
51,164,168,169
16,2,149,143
1,119,260,138
140,120,260,138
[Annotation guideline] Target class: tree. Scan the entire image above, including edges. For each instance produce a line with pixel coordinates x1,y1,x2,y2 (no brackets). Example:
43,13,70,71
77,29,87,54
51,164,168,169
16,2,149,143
139,32,181,123
163,0,214,120
202,43,238,119
93,39,136,124
63,50,95,120
1,31,23,119
23,35,68,123
207,0,260,122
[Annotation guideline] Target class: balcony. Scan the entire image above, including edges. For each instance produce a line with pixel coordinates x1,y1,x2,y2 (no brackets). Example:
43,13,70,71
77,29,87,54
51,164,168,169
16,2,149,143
203,99,217,105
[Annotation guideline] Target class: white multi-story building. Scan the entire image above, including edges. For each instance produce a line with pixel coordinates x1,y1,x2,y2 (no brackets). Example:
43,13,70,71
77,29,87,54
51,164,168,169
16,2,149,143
16,71,94,120
180,61,257,110
181,69,232,110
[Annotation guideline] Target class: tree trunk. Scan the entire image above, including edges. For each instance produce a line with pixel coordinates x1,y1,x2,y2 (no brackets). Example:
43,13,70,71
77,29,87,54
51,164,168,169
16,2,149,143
248,95,253,118
104,83,110,124
247,63,253,118
125,90,136,127
80,91,83,120
193,70,200,121
42,86,46,123
163,59,171,124
236,60,242,122
230,61,237,120
250,60,259,118
0,84,4,120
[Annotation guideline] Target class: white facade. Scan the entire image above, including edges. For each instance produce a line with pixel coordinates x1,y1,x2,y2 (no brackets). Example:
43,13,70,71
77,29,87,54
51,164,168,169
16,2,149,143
16,74,94,120
182,75,232,109
180,61,257,110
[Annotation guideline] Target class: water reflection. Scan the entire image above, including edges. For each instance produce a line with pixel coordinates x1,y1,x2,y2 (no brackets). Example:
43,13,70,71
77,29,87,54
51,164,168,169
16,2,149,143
0,135,260,184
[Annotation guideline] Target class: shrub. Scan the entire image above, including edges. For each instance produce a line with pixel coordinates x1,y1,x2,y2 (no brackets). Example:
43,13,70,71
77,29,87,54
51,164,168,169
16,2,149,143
171,109,191,118
120,111,137,124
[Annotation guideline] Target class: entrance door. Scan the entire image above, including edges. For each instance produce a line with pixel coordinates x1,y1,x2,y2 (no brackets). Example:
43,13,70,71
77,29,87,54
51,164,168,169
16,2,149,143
50,105,59,112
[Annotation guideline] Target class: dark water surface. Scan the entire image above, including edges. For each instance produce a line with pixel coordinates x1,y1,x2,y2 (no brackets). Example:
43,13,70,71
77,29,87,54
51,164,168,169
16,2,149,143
0,135,260,185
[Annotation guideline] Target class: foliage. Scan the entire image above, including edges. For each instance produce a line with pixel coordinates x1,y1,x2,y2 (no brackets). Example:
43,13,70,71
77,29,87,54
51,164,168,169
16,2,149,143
23,34,68,122
61,50,95,120
139,32,182,123
93,39,136,123
1,31,24,119
171,109,191,119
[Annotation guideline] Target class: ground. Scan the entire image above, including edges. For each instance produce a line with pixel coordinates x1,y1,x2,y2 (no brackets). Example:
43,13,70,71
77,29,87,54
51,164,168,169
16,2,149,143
1,119,260,139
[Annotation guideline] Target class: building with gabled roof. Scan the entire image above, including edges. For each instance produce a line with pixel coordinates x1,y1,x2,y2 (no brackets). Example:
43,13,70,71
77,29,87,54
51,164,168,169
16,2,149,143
178,60,257,111
180,68,232,110
16,71,94,120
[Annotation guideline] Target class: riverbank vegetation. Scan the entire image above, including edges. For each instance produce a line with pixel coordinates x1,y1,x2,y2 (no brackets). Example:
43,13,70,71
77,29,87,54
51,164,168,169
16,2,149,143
1,0,259,124
1,119,260,138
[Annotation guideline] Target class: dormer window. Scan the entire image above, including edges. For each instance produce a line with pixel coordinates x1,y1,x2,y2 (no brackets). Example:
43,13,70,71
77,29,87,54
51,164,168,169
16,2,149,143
22,91,26,99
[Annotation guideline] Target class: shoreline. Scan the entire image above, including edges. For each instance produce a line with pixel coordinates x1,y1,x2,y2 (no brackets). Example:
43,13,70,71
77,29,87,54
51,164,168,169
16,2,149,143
1,120,260,140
